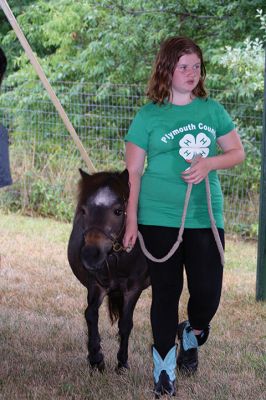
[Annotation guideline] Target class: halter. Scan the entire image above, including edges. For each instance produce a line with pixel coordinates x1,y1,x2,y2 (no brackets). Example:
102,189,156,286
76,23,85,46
83,209,127,255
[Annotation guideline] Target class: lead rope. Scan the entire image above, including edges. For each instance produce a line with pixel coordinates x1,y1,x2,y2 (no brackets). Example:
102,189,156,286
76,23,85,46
137,156,224,266
205,175,225,266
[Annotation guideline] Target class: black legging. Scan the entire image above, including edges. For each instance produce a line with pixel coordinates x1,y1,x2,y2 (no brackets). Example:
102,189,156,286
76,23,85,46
138,225,224,359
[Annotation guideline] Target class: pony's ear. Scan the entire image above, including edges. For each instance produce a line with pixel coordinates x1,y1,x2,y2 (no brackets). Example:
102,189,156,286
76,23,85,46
79,168,90,179
120,169,129,185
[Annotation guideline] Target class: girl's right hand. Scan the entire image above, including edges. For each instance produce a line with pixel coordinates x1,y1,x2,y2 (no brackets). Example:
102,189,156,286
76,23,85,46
123,217,138,252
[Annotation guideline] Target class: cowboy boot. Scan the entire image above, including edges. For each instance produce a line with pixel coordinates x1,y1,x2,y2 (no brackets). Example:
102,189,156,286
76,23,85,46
152,345,177,398
177,320,210,375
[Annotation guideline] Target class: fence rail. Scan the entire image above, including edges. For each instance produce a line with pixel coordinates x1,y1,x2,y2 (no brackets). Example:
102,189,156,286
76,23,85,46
0,81,262,238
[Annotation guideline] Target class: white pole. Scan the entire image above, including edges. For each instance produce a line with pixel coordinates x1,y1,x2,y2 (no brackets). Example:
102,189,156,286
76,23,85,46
0,0,96,173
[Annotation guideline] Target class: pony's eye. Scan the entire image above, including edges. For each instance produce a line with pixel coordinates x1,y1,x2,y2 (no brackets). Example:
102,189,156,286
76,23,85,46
114,208,123,216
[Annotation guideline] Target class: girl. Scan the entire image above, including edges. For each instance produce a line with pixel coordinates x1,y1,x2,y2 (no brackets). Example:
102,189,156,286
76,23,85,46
123,37,245,397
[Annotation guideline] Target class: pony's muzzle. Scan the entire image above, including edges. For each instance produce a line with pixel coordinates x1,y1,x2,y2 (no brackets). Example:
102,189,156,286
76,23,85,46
81,232,113,269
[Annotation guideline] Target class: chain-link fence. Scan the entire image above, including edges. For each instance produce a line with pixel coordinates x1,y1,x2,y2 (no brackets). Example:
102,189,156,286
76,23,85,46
0,81,262,238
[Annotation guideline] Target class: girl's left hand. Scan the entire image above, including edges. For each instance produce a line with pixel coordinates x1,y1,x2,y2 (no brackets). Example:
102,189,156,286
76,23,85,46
181,156,212,184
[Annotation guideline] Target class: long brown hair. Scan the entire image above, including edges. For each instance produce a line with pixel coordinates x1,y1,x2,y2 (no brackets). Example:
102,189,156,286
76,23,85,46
147,36,207,104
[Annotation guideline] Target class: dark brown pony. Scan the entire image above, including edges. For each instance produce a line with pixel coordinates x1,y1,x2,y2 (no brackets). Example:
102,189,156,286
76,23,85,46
67,169,149,371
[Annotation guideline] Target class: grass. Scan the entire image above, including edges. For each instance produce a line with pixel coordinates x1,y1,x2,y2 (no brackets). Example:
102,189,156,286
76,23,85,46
0,213,265,400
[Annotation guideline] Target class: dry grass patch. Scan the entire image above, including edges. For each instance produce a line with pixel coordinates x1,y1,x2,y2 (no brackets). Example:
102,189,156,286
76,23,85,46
0,213,265,400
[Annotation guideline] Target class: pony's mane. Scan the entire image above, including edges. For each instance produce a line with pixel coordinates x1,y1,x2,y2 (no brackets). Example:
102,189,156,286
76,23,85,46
77,171,129,206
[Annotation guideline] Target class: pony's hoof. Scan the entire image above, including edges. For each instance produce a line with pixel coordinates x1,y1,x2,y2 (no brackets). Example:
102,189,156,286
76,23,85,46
115,361,129,374
89,359,105,373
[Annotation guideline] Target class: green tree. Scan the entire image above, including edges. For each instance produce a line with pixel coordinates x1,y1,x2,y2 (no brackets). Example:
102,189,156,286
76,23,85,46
210,12,265,196
0,0,265,84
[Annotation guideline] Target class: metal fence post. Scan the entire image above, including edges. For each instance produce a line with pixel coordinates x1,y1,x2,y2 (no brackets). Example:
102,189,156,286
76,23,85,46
256,47,266,301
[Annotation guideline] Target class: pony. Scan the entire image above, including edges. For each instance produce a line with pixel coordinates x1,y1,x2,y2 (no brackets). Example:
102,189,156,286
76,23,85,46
67,169,150,372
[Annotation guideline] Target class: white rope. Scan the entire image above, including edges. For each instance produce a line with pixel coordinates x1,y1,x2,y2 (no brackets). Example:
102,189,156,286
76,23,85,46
138,157,225,266
0,0,96,174
205,175,225,265
137,183,192,263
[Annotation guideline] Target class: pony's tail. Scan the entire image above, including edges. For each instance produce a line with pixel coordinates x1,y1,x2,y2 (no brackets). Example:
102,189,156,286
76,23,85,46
108,290,123,324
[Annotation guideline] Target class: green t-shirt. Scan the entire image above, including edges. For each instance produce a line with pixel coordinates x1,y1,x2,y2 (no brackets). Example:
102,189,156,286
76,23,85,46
125,97,235,229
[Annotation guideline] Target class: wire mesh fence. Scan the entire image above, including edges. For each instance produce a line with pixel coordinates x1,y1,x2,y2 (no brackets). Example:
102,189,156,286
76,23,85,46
0,80,262,238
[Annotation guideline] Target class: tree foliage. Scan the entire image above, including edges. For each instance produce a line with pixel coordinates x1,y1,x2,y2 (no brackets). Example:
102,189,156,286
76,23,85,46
0,0,265,84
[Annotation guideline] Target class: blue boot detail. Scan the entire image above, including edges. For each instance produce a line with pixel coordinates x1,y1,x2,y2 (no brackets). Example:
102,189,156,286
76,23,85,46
177,321,198,375
182,321,198,351
152,345,176,397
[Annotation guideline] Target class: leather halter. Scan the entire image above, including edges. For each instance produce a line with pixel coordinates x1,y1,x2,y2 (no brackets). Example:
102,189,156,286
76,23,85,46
83,210,127,255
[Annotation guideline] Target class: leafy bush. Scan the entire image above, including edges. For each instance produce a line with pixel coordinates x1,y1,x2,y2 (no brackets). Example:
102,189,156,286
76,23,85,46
29,179,73,220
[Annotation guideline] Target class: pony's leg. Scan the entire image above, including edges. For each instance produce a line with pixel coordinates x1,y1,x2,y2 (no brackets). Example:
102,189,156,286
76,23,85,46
116,290,142,371
85,286,106,372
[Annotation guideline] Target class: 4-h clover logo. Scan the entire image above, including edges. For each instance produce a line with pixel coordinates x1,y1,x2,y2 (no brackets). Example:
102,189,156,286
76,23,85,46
179,133,211,160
